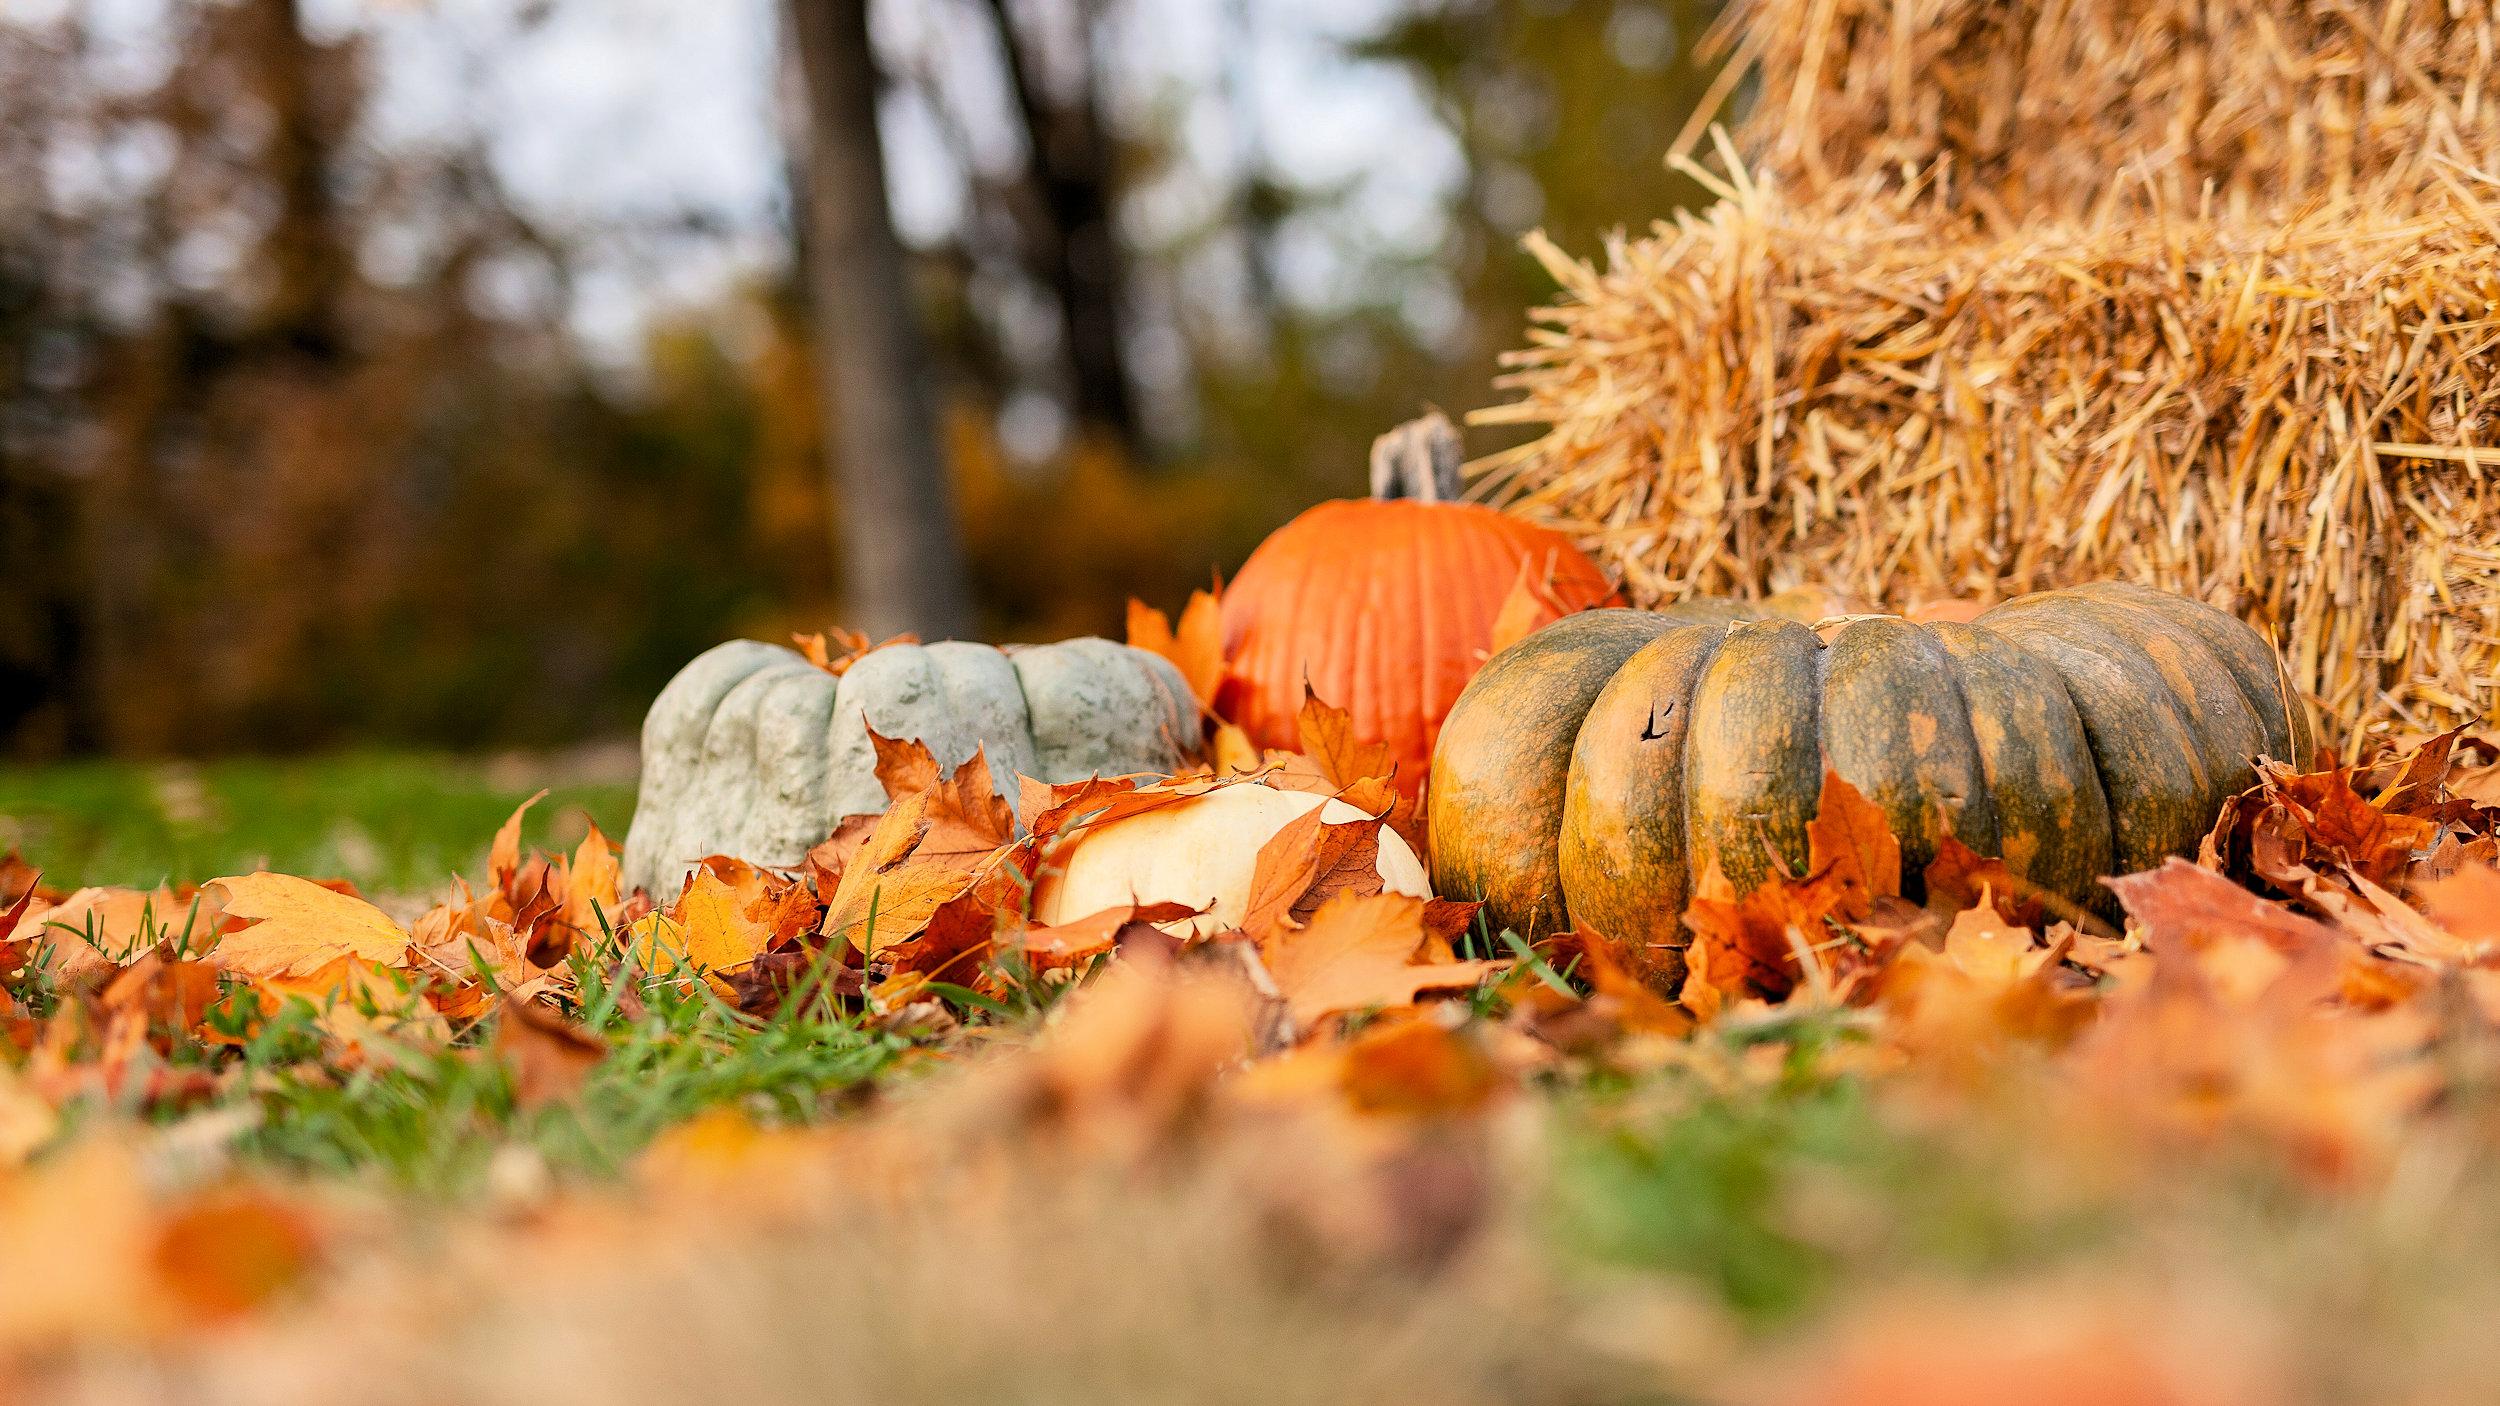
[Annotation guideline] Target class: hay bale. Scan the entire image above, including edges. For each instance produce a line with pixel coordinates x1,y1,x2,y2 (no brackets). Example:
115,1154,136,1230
1475,165,2500,742
1707,0,2500,225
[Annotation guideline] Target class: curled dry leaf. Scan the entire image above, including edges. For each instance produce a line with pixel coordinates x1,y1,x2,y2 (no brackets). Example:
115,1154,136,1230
1016,901,1205,973
793,627,920,677
488,789,547,890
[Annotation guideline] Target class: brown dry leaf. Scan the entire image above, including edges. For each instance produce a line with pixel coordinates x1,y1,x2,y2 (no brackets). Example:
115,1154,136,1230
1679,857,1847,1011
1877,906,2099,1067
793,626,919,677
1297,693,1400,790
1127,589,1227,712
1015,901,1203,972
261,955,449,1058
1547,926,1694,1037
873,875,1020,984
407,880,543,1018
869,733,1015,863
97,954,223,1038
802,813,883,893
495,998,608,1109
1024,772,1234,848
28,887,174,984
1484,550,1614,660
489,789,547,889
1806,769,1902,921
1259,892,1504,1028
1923,836,2046,926
824,851,1002,959
1484,557,1556,659
2105,859,2341,970
1236,803,1331,939
206,874,411,981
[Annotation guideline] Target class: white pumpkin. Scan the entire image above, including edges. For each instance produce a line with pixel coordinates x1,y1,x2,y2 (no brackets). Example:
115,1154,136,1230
1031,782,1432,939
622,637,1199,898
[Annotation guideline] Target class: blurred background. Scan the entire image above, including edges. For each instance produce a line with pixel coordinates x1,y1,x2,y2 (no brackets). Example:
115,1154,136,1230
0,0,1727,880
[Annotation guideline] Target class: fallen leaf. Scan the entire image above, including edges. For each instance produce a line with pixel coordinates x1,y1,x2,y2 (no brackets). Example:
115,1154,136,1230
1807,769,1902,920
150,1186,323,1324
1259,892,1504,1028
206,874,411,981
97,954,223,1038
495,998,608,1109
30,887,178,983
559,823,622,949
1679,857,1848,1011
794,627,919,676
632,869,776,976
1335,1015,1508,1117
489,789,548,889
1127,588,1227,711
1236,803,1331,939
1015,901,1204,972
1297,693,1400,790
870,732,1014,861
1923,836,2046,926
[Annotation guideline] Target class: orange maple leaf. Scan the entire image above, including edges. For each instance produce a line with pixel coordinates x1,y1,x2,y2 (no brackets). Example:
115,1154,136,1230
1257,891,1504,1028
1805,769,1901,921
1296,692,1399,790
1678,856,1849,1012
1126,588,1227,712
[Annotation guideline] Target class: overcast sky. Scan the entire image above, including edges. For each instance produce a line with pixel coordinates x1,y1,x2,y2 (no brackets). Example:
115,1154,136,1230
7,0,1466,359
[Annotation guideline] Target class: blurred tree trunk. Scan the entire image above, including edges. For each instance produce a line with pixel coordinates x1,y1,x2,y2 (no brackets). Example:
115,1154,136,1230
784,0,974,641
980,0,1138,451
242,0,347,361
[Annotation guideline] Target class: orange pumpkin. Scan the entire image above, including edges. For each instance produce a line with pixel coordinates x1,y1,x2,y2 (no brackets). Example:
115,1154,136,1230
1218,413,1615,794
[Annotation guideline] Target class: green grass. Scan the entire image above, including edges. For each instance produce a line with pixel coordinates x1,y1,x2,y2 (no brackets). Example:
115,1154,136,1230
224,960,906,1196
1546,1017,2117,1326
0,751,636,894
32,912,909,1198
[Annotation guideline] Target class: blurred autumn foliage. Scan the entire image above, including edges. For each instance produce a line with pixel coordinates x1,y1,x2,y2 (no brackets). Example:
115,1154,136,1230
0,0,1728,759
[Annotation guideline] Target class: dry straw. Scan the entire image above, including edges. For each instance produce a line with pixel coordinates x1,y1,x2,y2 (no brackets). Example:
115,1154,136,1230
1478,0,2500,744
1718,0,2500,225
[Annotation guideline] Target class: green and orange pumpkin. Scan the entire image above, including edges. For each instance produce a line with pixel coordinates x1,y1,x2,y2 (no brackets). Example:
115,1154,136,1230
1427,581,2314,950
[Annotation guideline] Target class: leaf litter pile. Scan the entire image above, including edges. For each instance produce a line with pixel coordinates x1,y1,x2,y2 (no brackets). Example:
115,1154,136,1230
12,630,2500,1400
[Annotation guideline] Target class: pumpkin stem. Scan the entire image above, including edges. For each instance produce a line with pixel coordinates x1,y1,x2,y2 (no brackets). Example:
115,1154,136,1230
1369,409,1466,503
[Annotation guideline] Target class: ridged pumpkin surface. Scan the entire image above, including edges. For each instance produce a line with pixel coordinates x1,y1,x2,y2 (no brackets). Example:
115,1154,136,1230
1427,582,2315,953
1220,498,1614,793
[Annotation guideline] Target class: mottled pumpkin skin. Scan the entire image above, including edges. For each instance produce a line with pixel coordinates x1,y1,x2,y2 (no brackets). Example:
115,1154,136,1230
1428,582,2314,948
1220,499,1615,796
